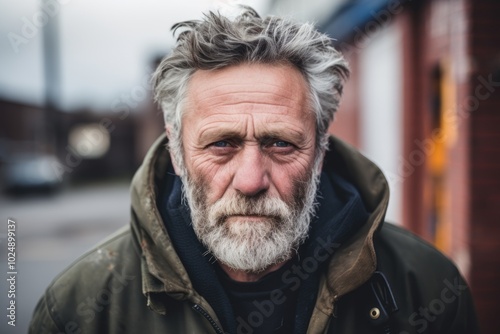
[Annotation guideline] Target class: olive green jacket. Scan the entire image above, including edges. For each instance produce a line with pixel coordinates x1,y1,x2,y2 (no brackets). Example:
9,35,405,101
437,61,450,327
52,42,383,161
29,135,479,333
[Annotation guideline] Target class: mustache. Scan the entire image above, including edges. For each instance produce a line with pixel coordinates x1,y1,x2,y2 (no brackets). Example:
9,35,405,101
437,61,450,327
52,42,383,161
208,193,291,223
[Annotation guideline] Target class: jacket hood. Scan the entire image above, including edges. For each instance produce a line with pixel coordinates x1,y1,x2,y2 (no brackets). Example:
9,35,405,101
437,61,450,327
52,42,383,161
130,133,390,317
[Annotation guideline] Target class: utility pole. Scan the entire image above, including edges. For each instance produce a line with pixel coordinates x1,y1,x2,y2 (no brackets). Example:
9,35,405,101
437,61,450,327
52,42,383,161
41,0,61,154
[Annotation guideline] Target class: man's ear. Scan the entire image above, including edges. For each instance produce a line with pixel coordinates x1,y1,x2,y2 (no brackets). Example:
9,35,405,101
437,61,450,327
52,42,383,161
165,127,182,176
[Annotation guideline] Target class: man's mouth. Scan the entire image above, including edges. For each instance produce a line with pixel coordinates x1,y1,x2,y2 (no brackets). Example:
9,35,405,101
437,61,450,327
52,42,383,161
224,214,279,224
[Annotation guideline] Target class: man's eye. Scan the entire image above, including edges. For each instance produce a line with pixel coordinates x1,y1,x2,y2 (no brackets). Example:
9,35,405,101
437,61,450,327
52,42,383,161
273,141,291,148
212,141,230,148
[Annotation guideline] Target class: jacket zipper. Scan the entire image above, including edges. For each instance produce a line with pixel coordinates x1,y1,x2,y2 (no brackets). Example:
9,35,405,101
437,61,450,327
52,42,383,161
192,304,225,334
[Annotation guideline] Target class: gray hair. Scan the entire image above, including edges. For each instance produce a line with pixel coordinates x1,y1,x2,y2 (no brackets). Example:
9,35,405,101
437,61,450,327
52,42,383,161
152,6,349,173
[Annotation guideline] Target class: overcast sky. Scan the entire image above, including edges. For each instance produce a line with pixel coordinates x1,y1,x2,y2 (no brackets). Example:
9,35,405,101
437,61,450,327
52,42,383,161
0,0,270,111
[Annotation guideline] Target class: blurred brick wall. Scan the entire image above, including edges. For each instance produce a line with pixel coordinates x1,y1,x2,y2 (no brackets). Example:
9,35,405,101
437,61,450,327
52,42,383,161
411,0,500,331
328,0,500,331
468,0,500,331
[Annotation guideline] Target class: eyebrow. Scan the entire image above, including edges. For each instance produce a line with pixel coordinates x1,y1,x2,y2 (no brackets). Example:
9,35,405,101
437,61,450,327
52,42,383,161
198,127,307,146
257,130,307,145
198,129,244,145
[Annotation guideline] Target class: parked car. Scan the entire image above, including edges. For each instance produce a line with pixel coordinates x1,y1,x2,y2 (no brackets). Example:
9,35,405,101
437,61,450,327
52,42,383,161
2,153,63,195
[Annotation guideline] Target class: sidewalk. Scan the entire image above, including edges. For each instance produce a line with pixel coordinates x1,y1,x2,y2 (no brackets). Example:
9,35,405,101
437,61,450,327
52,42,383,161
0,182,130,333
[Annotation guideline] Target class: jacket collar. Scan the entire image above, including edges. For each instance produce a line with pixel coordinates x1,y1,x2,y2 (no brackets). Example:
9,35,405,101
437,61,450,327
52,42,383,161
130,135,199,314
317,137,390,315
130,134,389,315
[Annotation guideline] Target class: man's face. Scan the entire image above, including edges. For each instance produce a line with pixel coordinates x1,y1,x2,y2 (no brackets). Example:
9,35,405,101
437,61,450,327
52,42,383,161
178,63,319,273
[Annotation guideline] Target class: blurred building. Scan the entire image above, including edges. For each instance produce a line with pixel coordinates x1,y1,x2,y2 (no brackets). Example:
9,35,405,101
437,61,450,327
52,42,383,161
0,98,141,192
1,31,166,192
270,0,499,332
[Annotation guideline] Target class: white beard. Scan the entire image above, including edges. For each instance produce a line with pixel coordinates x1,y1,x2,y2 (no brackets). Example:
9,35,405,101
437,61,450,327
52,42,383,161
181,158,322,273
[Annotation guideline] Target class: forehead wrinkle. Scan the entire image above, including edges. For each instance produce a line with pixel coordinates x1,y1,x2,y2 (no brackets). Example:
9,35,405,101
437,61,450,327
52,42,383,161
190,74,308,101
194,81,287,93
207,102,295,112
193,90,302,110
186,100,299,121
190,73,303,93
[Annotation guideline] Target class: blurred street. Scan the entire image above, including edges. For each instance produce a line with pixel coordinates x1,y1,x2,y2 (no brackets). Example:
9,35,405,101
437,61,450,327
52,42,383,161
0,182,130,333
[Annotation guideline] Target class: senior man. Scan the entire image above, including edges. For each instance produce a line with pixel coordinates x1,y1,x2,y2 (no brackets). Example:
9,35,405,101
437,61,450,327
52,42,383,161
30,6,479,334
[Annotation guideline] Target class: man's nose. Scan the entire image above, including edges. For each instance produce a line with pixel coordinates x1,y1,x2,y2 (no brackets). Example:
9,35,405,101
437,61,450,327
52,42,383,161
232,145,270,197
